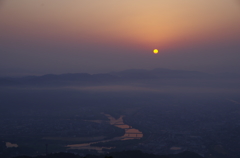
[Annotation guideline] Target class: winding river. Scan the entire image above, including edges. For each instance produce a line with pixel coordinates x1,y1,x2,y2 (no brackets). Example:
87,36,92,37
67,113,143,151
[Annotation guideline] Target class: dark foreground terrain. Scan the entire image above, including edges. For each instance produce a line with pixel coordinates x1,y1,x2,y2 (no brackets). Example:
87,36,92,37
13,150,203,158
1,69,240,158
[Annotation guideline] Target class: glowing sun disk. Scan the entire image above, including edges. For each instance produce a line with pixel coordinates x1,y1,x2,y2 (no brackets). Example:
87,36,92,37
153,49,159,54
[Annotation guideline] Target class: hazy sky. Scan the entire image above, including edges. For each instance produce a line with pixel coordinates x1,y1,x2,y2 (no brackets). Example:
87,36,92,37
0,0,240,76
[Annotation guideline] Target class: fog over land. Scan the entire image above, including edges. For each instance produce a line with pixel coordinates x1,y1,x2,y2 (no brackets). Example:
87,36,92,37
1,1,240,157
0,68,240,158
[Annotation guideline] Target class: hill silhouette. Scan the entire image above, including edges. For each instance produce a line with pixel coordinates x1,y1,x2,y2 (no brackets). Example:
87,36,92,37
13,150,203,158
1,68,239,87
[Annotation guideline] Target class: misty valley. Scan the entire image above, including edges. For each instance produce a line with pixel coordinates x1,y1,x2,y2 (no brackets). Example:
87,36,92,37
1,0,240,157
0,69,240,158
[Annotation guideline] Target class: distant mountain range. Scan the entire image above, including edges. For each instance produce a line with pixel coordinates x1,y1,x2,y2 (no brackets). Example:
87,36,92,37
1,68,240,87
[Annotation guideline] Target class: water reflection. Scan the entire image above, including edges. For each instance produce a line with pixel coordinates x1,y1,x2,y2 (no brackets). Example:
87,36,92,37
67,113,143,151
104,114,142,140
6,142,18,148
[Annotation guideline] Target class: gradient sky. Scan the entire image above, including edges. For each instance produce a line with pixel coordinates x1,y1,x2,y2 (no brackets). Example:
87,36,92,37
0,0,240,76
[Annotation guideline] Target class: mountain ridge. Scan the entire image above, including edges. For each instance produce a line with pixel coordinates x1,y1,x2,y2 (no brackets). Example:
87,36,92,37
1,68,239,87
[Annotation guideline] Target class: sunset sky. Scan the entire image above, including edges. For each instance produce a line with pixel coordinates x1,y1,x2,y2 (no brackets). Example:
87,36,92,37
0,0,240,76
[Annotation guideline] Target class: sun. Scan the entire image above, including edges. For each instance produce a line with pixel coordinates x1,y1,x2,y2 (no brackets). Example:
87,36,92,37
153,49,158,54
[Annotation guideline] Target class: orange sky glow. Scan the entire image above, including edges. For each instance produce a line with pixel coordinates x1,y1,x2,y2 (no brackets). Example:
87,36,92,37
1,0,240,49
0,0,240,75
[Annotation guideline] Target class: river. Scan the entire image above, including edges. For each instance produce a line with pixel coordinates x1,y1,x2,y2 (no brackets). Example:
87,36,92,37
67,113,143,151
